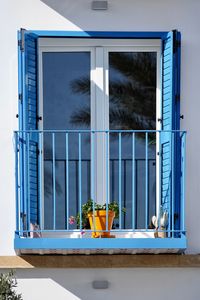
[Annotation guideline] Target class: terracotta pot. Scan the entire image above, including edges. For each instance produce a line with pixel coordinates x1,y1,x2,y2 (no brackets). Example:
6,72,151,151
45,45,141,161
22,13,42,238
88,210,115,238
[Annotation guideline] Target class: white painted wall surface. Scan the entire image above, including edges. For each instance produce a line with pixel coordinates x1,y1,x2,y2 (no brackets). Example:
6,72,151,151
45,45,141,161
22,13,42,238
14,268,200,300
0,0,200,255
0,0,200,299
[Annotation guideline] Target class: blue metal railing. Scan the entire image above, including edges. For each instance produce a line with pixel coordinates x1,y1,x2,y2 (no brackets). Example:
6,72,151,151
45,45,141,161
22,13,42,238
14,130,186,239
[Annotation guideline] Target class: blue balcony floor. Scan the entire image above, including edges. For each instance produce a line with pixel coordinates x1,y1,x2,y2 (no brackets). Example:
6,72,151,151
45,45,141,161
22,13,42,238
14,234,186,255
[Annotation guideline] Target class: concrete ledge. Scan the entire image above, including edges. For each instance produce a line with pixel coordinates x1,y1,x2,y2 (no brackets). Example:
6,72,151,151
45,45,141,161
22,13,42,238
0,255,200,268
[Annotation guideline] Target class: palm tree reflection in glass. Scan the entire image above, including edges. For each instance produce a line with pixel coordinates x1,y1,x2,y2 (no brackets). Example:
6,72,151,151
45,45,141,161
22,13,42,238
70,52,156,135
69,52,157,229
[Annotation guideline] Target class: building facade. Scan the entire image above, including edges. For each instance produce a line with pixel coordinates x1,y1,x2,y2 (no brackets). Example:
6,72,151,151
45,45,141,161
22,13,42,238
0,0,200,299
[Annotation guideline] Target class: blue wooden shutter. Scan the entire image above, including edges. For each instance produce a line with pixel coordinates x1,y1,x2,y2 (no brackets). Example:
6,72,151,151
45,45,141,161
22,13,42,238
18,29,39,228
161,30,181,233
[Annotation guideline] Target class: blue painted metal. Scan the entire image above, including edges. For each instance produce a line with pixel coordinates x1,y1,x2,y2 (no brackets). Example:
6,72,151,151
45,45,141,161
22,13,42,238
171,132,175,237
14,129,186,251
15,132,19,233
181,132,186,233
91,132,95,230
145,132,149,229
118,133,122,229
173,30,182,235
17,32,24,235
91,132,95,201
52,133,56,230
78,133,82,231
19,31,39,226
132,133,135,230
38,132,42,228
27,133,30,230
16,29,184,251
66,133,69,230
22,37,27,230
14,235,187,250
25,30,168,39
160,31,174,228
16,129,184,133
106,131,109,231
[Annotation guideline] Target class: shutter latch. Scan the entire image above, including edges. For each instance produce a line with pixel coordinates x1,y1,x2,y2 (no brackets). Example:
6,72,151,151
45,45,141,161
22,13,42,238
18,28,26,52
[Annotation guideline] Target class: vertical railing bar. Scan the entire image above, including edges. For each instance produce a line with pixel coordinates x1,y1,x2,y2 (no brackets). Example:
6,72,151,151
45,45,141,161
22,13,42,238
52,133,56,231
15,132,19,233
119,132,122,230
23,131,27,233
87,159,90,200
182,132,186,234
66,133,69,231
79,133,82,232
172,132,175,237
91,132,95,233
123,159,126,229
135,159,138,229
75,160,79,214
158,131,162,230
91,132,95,200
38,132,42,229
106,131,109,232
111,160,113,201
168,132,172,237
132,132,135,231
145,132,149,229
19,132,24,236
27,132,30,232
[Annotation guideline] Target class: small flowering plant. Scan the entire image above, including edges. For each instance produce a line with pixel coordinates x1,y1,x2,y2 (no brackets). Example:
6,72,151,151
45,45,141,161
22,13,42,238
68,199,125,230
68,216,75,225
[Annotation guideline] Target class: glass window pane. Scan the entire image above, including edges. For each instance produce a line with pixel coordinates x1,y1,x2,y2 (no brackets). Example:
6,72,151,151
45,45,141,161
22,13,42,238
42,52,91,229
109,52,157,229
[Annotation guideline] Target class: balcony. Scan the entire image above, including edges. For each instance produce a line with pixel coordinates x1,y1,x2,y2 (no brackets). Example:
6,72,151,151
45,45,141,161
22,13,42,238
14,130,186,254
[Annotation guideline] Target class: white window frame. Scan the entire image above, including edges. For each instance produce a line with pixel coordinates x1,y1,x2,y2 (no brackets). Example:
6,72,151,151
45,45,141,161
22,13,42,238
38,38,161,229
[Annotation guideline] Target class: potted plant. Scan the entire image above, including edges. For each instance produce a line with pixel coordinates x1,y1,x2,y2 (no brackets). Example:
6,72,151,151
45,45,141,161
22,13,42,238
69,199,125,238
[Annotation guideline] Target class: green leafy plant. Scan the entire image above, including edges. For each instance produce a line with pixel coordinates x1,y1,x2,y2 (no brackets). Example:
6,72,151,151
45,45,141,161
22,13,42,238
0,270,22,300
69,199,125,229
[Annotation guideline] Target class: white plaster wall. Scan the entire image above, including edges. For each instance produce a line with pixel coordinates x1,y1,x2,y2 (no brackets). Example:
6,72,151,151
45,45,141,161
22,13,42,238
13,268,200,300
0,0,200,255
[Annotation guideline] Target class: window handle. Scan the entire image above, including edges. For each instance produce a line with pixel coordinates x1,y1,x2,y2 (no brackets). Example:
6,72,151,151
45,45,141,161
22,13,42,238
37,116,42,121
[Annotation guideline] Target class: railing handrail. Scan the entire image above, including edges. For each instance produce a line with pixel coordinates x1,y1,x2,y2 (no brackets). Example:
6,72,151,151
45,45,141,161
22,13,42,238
43,158,156,161
14,129,187,134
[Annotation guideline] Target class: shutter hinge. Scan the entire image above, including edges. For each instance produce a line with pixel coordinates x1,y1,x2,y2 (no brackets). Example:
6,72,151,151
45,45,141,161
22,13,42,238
175,94,180,101
37,149,42,155
157,118,162,123
173,39,181,53
172,29,181,53
18,28,26,52
176,40,181,48
37,116,42,121
20,212,27,220
19,93,22,101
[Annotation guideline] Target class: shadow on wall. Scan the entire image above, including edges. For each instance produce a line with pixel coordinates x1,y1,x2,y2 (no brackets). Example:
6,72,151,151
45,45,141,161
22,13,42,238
16,268,200,300
40,0,113,29
40,0,168,31
16,269,108,300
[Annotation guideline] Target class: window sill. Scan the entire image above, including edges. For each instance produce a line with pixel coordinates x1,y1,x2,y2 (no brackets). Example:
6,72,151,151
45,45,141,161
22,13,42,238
1,254,200,269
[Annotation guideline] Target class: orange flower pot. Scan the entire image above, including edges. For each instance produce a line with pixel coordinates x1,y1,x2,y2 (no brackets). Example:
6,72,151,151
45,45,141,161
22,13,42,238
88,210,115,238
